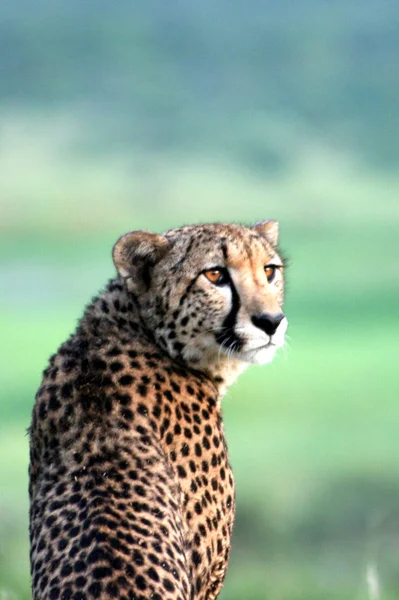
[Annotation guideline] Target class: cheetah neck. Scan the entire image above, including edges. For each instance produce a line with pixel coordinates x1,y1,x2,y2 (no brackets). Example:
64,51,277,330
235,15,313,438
187,352,248,397
86,281,247,398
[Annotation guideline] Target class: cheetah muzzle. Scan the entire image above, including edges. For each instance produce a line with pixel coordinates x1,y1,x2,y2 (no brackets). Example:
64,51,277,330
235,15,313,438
29,221,288,600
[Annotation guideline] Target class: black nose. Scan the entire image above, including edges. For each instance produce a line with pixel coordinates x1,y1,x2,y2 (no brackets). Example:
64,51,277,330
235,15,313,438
251,313,285,337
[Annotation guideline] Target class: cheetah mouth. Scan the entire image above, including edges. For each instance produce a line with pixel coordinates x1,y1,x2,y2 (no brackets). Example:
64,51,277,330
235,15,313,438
218,340,273,355
244,341,278,354
253,341,276,350
233,339,283,364
218,338,279,356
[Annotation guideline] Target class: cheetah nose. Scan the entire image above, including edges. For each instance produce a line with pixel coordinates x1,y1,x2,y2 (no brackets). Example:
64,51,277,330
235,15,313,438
251,313,285,337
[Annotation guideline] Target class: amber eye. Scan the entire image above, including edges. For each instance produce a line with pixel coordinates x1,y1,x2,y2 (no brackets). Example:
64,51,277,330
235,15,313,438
264,265,277,283
203,268,228,285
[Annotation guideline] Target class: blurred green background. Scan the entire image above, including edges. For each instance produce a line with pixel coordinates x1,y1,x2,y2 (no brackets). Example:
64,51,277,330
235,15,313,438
1,1,398,598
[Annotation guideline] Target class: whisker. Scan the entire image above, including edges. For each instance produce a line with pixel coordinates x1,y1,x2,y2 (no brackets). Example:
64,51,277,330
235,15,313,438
228,340,239,367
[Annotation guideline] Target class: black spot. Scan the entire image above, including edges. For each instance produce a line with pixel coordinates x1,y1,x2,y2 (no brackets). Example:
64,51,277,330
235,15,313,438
202,461,209,473
49,586,60,600
170,381,180,393
110,361,124,373
164,578,175,592
73,453,83,465
194,443,202,457
181,444,189,457
58,539,68,552
116,575,128,588
93,566,111,579
79,533,92,549
148,553,159,566
61,383,73,399
115,392,131,406
137,404,148,416
39,402,47,419
147,566,159,582
134,485,146,497
177,465,187,478
135,575,147,590
105,582,119,597
136,384,147,397
74,560,86,573
75,576,86,588
125,564,136,578
107,346,121,357
50,526,61,540
202,436,210,450
68,526,80,539
49,395,61,411
132,549,144,566
92,358,107,371
173,342,184,353
164,390,173,402
68,546,79,559
119,375,134,386
121,407,134,421
88,581,102,597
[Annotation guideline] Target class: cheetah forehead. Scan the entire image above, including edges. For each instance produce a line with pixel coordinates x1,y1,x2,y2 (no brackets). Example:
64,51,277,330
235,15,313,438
162,223,280,273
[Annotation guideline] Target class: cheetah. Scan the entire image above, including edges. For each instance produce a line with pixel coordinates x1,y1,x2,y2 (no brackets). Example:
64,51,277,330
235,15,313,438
29,221,288,600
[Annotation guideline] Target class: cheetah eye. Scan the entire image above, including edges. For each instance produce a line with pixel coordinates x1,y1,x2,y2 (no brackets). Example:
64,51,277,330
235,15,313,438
203,268,229,286
264,265,278,283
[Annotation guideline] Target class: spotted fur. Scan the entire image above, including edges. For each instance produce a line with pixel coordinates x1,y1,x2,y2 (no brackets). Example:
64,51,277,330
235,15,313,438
29,221,288,600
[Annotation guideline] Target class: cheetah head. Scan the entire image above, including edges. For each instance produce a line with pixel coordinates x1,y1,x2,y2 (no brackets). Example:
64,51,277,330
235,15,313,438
113,222,287,376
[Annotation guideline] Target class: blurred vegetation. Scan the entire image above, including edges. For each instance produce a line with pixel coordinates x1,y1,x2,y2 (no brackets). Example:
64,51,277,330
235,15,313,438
0,1,398,599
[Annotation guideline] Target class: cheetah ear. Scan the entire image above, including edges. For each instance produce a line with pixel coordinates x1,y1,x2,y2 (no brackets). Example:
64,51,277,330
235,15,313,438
113,231,170,294
251,220,279,247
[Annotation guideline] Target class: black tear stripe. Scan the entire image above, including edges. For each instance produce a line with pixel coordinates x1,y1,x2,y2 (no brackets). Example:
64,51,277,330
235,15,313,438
221,240,228,261
215,278,242,352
